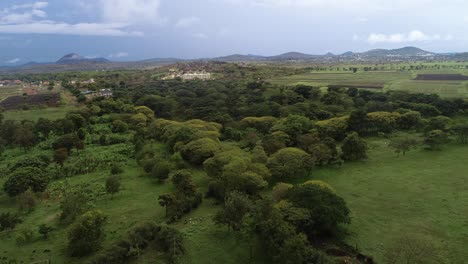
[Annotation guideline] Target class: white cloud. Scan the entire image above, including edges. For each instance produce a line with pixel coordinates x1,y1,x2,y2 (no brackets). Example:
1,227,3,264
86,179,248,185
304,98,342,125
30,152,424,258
0,2,144,36
109,52,129,58
192,33,208,39
367,30,448,44
175,17,200,28
6,58,21,64
99,0,162,24
0,22,143,36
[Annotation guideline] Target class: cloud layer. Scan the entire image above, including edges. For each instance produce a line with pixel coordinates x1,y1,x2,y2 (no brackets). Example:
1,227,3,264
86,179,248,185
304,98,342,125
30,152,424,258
367,30,452,44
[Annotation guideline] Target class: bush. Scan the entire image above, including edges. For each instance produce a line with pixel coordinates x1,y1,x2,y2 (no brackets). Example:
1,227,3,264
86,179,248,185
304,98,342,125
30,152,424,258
151,161,173,182
0,212,22,231
267,148,313,180
180,138,221,165
341,132,368,161
110,163,124,175
68,210,107,257
4,167,49,197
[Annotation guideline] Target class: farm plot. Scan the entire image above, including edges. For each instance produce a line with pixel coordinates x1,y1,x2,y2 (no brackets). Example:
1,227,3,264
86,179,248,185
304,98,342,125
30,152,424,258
0,86,23,101
0,93,61,110
269,71,412,88
414,74,468,81
387,80,468,98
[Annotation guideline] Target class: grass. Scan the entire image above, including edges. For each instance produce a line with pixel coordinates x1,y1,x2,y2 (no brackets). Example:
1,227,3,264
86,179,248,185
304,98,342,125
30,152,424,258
2,106,78,121
298,139,468,263
1,134,467,263
386,80,468,98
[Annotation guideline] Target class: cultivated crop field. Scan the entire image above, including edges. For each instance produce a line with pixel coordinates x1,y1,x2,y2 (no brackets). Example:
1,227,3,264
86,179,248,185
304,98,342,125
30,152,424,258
0,86,23,101
270,71,413,89
270,69,468,98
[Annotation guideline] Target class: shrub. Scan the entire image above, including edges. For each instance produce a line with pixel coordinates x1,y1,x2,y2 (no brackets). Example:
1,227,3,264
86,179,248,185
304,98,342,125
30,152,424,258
180,138,221,165
4,167,49,197
110,163,124,175
0,212,22,231
68,210,107,257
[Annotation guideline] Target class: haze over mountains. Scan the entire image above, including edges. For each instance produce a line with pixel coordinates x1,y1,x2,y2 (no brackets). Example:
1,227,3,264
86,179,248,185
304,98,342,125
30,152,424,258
1,47,467,74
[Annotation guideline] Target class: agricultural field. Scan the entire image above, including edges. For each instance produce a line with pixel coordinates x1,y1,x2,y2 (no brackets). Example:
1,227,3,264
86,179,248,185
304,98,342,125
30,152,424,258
3,106,77,121
0,85,23,101
305,139,468,264
269,69,468,98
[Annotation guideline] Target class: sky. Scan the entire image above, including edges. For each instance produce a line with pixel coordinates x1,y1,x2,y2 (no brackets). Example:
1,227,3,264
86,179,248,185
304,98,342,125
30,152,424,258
0,0,467,65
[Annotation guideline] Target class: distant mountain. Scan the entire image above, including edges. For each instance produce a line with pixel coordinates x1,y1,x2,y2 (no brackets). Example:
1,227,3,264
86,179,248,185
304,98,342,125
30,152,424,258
1,47,467,74
57,53,109,64
269,52,317,60
362,47,434,57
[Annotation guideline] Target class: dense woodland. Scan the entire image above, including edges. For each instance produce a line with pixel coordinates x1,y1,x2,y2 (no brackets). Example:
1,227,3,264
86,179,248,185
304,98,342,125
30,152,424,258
0,63,468,263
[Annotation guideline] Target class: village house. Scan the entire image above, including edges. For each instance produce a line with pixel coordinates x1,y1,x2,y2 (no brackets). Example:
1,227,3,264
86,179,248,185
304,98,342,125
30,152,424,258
181,72,211,80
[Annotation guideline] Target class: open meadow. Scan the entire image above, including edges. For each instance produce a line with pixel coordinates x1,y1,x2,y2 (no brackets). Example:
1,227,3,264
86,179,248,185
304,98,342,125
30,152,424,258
307,139,468,264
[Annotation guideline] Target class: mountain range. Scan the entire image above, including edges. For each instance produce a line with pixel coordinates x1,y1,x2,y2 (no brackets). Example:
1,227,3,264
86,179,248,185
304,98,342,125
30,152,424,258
0,47,466,74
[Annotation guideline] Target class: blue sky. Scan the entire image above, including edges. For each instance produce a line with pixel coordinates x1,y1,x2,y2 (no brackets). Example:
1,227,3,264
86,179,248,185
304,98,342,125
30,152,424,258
0,0,467,65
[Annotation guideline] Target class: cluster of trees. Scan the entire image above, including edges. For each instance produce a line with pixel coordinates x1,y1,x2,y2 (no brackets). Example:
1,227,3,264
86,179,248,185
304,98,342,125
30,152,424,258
213,181,351,264
158,170,203,222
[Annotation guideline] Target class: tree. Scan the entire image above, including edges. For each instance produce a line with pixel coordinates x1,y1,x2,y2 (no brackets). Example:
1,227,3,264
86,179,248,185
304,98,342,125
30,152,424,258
38,224,53,239
251,145,268,163
110,163,124,175
3,167,49,197
105,176,121,198
14,124,36,150
180,138,221,165
112,120,128,133
272,182,293,201
452,123,468,144
54,148,69,167
424,130,448,150
60,189,90,224
284,183,350,237
213,191,252,231
341,132,368,161
171,170,196,195
151,160,172,182
53,134,79,154
35,118,53,138
389,135,420,156
68,210,107,257
271,115,312,141
267,148,313,180
347,109,368,134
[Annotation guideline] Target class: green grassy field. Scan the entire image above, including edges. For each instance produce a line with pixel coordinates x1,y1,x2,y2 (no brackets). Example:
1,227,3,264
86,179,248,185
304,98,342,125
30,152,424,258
2,106,77,121
302,140,468,263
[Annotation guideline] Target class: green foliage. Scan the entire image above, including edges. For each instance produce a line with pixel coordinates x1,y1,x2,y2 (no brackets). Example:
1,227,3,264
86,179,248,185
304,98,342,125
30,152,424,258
267,148,313,180
15,226,34,245
425,116,452,132
54,147,69,166
67,210,107,257
315,116,349,140
424,130,448,150
53,133,80,154
341,132,368,161
159,170,202,222
367,111,401,134
3,167,49,197
398,111,422,130
38,224,53,239
110,163,124,175
389,135,420,156
151,160,173,182
452,123,468,144
213,191,252,231
204,149,270,199
0,212,22,231
93,223,184,264
111,120,128,133
271,114,312,140
105,175,121,197
60,187,91,225
284,183,350,237
240,116,278,134
272,182,293,201
180,137,221,165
